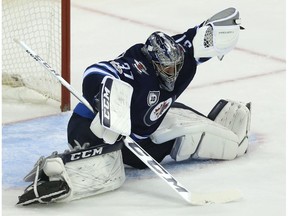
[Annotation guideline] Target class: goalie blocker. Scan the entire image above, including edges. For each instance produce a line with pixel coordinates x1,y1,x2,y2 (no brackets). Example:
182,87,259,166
89,76,133,144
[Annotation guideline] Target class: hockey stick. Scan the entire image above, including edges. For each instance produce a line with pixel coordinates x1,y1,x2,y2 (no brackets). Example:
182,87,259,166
14,39,242,205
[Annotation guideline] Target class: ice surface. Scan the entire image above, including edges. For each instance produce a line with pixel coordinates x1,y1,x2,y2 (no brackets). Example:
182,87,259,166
2,0,286,215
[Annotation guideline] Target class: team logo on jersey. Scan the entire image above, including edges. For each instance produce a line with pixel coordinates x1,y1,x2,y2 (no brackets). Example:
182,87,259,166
144,97,173,126
133,60,149,75
147,91,160,106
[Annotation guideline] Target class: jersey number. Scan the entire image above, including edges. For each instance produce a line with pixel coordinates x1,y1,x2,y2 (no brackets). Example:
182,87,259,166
118,62,134,80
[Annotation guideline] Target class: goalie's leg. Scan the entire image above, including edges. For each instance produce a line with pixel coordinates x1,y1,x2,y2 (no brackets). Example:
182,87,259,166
17,143,125,205
207,99,251,157
150,100,251,161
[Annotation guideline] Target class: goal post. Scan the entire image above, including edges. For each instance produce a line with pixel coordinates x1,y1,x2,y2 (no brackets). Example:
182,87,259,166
61,0,71,111
2,0,71,111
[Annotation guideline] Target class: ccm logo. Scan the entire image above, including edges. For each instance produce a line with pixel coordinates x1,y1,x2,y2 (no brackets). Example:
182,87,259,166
70,147,103,161
102,86,111,127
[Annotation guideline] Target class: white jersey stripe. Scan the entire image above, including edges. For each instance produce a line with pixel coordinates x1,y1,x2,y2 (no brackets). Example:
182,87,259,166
83,66,120,79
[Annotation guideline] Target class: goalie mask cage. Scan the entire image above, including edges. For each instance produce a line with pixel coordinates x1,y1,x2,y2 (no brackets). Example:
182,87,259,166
2,0,71,111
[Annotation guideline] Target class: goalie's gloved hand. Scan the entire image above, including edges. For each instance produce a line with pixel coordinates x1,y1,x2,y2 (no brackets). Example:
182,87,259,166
90,113,122,144
193,7,243,59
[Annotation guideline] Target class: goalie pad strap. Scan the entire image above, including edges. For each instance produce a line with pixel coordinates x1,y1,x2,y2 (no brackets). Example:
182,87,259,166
24,142,123,182
62,142,123,163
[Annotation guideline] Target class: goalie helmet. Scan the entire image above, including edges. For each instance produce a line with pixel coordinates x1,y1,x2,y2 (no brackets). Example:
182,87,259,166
142,31,184,92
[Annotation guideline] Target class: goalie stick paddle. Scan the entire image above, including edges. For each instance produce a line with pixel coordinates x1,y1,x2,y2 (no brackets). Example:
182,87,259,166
14,39,242,205
123,137,242,205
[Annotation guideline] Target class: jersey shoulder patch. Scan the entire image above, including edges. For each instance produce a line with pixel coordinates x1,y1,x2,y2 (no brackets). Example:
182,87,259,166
132,60,149,75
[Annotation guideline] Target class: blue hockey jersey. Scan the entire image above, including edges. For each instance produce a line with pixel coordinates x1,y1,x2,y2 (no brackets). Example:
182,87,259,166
74,26,208,141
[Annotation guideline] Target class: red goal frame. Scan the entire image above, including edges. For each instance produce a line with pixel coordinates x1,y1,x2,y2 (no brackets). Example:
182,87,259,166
61,0,71,111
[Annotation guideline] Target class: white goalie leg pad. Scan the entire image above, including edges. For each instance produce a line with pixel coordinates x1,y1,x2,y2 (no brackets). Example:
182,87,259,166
90,76,133,144
193,7,241,59
209,99,251,157
42,150,125,202
64,150,125,201
150,106,245,161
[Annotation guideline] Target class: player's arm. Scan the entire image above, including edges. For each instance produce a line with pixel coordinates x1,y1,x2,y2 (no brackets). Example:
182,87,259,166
81,62,133,144
82,62,121,108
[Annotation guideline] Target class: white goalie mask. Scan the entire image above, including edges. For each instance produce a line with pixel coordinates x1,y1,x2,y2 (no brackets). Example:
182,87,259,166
142,31,185,92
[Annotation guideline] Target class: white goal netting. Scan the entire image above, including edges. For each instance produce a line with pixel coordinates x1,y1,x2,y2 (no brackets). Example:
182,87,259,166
2,0,62,103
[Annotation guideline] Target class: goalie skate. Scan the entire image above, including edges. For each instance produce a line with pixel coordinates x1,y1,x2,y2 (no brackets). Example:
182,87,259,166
17,180,70,206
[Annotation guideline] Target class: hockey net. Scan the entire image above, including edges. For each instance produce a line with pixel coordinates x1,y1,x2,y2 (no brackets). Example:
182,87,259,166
2,0,70,111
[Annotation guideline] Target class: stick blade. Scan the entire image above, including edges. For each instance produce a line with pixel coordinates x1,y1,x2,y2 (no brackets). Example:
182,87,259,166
189,189,243,205
13,38,23,46
13,38,20,43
